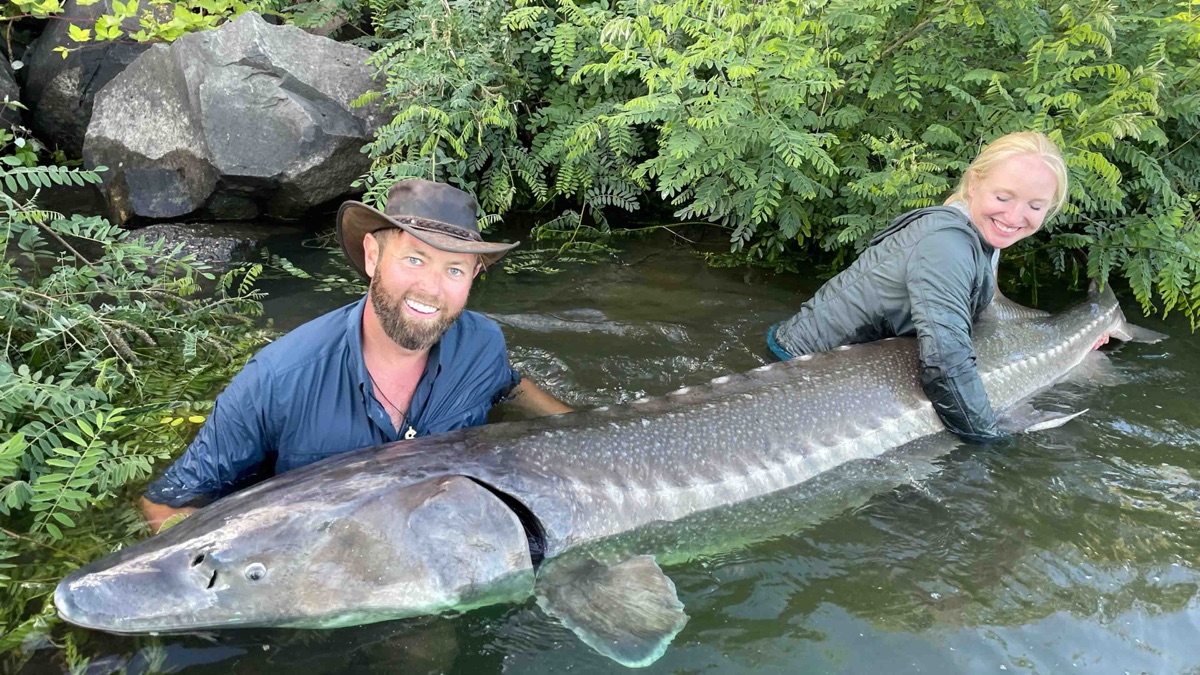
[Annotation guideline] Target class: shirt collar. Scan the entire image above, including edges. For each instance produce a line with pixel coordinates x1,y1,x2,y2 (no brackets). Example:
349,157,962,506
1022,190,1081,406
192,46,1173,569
947,200,971,220
345,297,399,438
345,296,371,394
947,200,997,257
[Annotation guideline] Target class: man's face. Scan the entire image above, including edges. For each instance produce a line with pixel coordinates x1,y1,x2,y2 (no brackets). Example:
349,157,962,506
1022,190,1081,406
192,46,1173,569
966,153,1059,249
364,230,479,352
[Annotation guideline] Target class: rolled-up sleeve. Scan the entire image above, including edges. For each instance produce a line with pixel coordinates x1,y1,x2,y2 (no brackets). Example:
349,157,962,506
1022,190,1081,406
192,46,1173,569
906,230,1003,444
143,359,275,507
498,364,523,404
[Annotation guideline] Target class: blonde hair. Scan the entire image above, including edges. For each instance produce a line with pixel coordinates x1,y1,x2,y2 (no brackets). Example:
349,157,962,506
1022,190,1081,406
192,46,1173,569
944,131,1069,218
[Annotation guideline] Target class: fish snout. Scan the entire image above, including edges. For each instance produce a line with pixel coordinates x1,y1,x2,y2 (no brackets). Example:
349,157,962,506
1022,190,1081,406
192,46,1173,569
55,547,219,633
53,569,92,627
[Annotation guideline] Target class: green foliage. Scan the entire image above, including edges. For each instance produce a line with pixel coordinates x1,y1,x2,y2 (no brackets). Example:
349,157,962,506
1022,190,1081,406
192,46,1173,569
5,0,66,20
360,0,1200,325
118,0,267,43
0,128,45,170
354,0,649,240
279,0,369,34
353,0,528,211
0,149,272,667
2,0,288,58
503,208,623,273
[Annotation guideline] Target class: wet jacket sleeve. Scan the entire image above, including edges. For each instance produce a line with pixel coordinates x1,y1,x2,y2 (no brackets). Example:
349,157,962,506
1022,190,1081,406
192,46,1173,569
905,229,1004,444
142,359,276,507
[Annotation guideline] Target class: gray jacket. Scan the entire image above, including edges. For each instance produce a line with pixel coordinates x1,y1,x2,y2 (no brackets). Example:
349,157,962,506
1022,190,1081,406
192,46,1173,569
773,206,1003,443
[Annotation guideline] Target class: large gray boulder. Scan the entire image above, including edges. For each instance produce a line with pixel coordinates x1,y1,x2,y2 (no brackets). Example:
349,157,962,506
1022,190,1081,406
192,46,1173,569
22,0,151,155
85,12,382,225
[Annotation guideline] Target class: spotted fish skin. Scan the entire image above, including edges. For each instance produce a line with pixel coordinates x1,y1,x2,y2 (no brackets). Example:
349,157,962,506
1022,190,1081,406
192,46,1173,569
400,286,1138,555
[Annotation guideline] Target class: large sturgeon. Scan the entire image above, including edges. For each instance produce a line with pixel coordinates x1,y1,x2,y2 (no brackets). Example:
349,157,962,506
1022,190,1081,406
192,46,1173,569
55,287,1164,667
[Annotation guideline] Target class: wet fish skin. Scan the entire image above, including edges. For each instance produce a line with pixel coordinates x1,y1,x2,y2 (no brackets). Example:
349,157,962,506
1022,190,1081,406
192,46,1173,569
54,286,1163,664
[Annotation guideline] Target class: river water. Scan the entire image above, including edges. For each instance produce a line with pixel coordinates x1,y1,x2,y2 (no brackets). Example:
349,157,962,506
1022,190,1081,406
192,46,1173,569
56,236,1199,674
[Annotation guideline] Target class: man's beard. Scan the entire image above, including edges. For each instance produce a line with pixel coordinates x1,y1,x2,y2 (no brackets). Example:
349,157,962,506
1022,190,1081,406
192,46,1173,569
369,274,462,351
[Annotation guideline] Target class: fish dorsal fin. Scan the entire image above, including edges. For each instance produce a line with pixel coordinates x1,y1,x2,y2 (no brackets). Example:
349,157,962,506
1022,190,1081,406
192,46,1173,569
535,554,687,667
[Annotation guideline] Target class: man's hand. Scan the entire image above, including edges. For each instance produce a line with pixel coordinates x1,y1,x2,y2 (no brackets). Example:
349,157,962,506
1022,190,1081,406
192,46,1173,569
506,379,574,417
141,497,196,534
1092,333,1110,350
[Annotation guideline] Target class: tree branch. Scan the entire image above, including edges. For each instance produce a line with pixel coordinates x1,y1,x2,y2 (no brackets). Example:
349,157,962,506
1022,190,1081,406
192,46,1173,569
0,527,86,564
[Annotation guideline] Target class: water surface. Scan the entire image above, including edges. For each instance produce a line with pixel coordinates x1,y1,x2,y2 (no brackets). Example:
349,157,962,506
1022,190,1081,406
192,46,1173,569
55,238,1200,674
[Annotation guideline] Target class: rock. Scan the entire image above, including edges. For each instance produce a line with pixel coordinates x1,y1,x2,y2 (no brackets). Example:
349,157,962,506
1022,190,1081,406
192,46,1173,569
21,0,151,155
1,58,22,131
1,58,21,131
35,181,109,218
130,221,291,267
84,12,382,226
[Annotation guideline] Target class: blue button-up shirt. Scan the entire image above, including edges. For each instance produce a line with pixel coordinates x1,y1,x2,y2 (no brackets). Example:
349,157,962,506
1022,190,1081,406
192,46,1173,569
144,298,523,507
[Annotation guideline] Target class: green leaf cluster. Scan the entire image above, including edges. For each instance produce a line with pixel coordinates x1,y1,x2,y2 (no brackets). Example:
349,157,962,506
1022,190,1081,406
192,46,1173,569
5,0,67,20
361,0,1200,324
0,149,273,668
3,0,287,59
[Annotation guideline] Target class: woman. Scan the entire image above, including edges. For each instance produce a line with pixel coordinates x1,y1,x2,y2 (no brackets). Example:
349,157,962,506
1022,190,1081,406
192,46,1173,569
768,132,1068,443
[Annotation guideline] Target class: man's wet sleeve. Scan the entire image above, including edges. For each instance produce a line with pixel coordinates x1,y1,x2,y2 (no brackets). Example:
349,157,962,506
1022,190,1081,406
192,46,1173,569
906,230,1004,444
493,347,524,407
143,360,274,507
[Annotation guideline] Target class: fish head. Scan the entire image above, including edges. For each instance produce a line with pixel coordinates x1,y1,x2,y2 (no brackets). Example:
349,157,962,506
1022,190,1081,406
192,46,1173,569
55,474,536,632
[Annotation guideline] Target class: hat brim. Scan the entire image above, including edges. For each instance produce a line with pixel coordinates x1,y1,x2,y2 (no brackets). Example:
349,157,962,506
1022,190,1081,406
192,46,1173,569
337,200,519,278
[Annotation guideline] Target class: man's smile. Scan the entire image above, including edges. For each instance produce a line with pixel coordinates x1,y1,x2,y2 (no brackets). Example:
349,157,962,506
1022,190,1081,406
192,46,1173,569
404,297,440,315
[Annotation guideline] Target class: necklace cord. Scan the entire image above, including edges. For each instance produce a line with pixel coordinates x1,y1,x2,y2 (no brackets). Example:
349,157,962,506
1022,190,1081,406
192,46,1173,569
367,370,407,426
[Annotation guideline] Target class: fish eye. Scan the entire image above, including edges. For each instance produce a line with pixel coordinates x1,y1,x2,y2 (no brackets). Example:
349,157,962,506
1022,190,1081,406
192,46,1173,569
244,563,267,582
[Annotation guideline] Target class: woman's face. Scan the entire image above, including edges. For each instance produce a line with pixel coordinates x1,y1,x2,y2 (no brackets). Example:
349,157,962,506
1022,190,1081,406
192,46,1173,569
966,154,1059,249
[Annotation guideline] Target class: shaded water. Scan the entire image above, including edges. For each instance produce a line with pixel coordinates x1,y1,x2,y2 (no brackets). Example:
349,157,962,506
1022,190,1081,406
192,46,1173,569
55,238,1200,673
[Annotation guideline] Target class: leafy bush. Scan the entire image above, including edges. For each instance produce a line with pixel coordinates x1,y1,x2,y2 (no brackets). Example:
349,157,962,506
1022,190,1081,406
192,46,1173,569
0,154,271,667
358,0,1200,324
3,0,344,57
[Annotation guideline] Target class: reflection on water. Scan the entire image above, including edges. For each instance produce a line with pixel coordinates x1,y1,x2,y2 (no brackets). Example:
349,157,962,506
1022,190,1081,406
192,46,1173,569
46,238,1200,674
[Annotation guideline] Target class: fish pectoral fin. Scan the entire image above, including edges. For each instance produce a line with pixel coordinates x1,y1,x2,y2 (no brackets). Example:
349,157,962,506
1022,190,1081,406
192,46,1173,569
1111,322,1168,344
999,403,1089,434
535,554,687,668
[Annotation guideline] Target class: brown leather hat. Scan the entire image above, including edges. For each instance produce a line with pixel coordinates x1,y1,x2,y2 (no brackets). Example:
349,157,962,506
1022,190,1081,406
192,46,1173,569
337,179,519,277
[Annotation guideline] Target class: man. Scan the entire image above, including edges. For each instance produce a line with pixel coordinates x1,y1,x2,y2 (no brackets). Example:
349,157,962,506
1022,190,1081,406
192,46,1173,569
141,179,572,532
